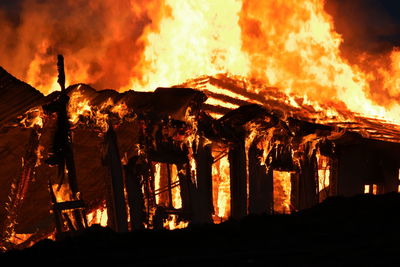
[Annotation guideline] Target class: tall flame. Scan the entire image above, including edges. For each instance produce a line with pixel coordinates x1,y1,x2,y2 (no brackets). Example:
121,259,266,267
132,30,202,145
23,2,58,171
2,0,399,124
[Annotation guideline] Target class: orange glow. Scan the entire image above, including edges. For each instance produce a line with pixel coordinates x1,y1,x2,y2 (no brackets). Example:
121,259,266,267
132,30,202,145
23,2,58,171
87,205,108,227
273,170,292,214
364,185,370,194
364,184,378,195
7,233,33,246
68,90,92,125
316,153,330,192
134,0,249,91
154,163,161,205
372,184,378,195
163,214,188,230
212,150,230,221
2,0,400,126
52,184,72,203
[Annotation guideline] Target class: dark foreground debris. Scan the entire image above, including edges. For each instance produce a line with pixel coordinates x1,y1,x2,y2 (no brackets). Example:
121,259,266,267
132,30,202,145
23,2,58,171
2,193,400,266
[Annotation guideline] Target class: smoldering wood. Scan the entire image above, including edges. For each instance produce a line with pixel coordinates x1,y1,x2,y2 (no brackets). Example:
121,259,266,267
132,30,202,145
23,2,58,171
248,139,273,214
229,139,247,220
102,124,128,233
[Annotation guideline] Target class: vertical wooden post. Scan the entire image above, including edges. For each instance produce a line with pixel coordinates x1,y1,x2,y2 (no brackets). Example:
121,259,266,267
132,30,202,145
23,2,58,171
194,140,214,224
298,145,318,210
229,139,247,220
124,156,145,230
176,163,191,215
166,164,173,208
43,55,87,232
103,124,128,232
248,140,273,214
156,163,170,207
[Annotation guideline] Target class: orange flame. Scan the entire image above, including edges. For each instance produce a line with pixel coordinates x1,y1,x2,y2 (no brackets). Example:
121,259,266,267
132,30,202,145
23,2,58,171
273,170,292,214
2,0,400,125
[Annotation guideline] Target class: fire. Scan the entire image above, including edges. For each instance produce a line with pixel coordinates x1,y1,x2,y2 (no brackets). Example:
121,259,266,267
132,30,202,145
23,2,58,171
273,170,292,214
135,0,249,91
52,184,72,202
3,0,400,125
87,205,108,227
163,214,188,230
6,0,400,241
316,153,330,192
154,162,161,205
68,90,92,125
212,150,230,221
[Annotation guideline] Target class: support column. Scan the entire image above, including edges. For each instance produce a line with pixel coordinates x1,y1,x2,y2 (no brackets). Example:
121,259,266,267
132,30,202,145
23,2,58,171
248,140,273,214
103,124,128,232
298,147,318,210
193,140,213,224
124,156,145,230
229,139,247,220
177,163,192,215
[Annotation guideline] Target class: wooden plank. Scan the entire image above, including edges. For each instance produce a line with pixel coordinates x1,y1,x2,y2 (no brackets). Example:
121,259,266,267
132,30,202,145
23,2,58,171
248,140,273,214
193,139,214,224
103,124,128,233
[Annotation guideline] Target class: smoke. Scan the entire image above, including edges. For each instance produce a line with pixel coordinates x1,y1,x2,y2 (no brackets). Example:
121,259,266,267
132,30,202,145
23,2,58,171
324,0,400,107
0,0,168,93
325,0,400,57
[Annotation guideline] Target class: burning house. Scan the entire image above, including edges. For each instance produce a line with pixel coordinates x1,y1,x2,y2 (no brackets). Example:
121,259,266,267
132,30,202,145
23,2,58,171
2,53,400,250
2,0,400,258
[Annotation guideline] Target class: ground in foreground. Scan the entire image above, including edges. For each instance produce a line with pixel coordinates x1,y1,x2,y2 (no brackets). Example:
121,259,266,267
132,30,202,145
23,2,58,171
2,193,400,266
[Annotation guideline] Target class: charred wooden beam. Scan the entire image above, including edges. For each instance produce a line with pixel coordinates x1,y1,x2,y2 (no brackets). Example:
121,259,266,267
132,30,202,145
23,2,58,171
48,181,63,236
102,124,128,232
124,156,146,230
297,146,319,210
193,138,214,224
229,139,247,219
248,140,273,214
43,55,87,232
176,163,192,216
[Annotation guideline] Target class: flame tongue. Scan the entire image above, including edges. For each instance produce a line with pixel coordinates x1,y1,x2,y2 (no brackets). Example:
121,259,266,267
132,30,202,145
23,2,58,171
8,0,400,124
